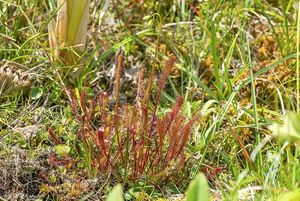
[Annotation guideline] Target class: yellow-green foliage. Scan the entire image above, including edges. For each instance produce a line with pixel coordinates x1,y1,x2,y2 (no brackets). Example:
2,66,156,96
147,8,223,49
49,0,90,65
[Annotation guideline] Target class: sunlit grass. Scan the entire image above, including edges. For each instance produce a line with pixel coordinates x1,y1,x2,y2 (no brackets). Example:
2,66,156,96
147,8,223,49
1,0,300,200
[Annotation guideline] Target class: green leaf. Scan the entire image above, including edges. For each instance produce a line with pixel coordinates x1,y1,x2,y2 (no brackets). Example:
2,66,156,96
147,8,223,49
269,111,300,142
274,189,300,201
30,87,43,100
186,173,210,201
54,144,70,156
106,184,124,201
66,0,89,50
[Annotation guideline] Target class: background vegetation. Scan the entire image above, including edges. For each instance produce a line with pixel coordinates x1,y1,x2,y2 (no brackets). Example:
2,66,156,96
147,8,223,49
1,0,300,200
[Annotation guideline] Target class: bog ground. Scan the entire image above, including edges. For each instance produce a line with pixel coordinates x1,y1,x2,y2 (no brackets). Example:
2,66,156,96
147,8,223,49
1,1,300,201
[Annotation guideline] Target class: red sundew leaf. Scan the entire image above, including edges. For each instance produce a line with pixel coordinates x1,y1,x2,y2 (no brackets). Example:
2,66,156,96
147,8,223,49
214,166,225,175
157,118,166,146
48,127,62,144
164,96,184,134
164,146,175,166
130,126,136,139
147,149,162,173
141,106,149,139
140,150,150,175
130,126,139,178
83,117,94,142
178,152,185,169
164,135,180,165
114,51,124,104
175,113,200,159
201,165,226,181
98,92,108,119
170,96,184,120
48,154,61,167
135,140,143,152
98,92,106,103
132,139,144,174
166,120,183,162
97,126,113,168
169,115,185,142
65,88,80,121
158,57,176,90
164,113,198,164
142,74,154,108
97,127,106,152
48,154,75,168
136,69,144,110
80,90,88,117
150,58,176,140
88,98,95,122
104,116,112,141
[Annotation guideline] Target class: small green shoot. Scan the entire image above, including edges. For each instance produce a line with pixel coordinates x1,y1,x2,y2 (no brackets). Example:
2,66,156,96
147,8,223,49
186,173,210,201
106,184,124,201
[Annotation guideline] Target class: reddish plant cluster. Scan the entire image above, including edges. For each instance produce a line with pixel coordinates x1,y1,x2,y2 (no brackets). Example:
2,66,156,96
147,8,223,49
54,56,199,181
201,165,225,182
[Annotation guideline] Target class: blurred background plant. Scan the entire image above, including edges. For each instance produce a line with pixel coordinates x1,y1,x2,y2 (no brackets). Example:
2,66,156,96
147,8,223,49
48,0,90,66
269,111,300,143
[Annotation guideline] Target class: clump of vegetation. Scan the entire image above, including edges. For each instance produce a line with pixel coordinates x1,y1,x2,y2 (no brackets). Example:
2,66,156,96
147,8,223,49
50,56,199,182
2,0,300,200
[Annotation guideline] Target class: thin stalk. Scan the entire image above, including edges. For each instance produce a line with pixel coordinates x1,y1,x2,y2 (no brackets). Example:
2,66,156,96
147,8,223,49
114,51,125,164
247,37,261,167
229,128,252,166
211,18,222,98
